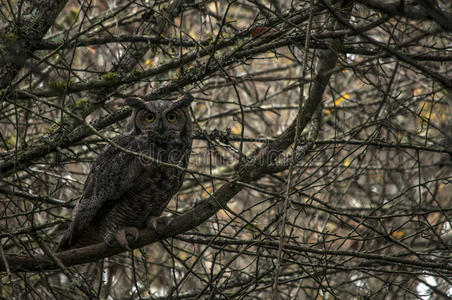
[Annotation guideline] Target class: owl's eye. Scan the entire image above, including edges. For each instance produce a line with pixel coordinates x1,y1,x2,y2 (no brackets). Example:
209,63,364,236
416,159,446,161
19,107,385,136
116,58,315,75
166,112,177,122
145,112,155,123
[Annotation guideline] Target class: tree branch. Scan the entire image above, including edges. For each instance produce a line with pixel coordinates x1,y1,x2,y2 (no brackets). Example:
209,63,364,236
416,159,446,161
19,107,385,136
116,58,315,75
0,0,68,89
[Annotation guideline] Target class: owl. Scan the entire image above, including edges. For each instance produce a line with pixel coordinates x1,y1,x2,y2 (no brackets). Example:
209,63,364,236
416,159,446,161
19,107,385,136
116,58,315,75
57,94,193,251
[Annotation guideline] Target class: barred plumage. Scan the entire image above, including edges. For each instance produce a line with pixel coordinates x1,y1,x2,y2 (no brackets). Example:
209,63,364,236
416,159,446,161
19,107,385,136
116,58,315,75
57,94,193,251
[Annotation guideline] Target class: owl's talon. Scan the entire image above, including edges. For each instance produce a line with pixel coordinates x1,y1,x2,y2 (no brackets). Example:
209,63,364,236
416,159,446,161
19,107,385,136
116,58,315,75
105,227,139,250
146,216,172,232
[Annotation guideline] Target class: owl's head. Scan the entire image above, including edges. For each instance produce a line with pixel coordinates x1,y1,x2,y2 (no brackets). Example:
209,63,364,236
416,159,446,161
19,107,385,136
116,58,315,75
125,94,193,142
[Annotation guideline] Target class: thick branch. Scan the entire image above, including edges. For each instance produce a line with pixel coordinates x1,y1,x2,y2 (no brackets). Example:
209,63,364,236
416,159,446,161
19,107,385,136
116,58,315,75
359,0,452,31
0,0,68,89
357,0,430,20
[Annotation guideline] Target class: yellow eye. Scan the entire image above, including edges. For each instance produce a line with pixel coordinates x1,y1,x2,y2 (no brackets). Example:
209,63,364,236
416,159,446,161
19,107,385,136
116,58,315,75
167,112,177,122
145,112,155,123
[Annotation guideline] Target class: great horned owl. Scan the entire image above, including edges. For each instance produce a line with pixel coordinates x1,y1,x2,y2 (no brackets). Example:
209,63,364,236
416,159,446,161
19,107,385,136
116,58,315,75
57,94,193,251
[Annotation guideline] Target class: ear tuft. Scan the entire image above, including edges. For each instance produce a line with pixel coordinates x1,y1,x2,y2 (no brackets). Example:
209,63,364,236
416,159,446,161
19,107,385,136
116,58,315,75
170,93,194,110
179,93,194,105
125,97,147,109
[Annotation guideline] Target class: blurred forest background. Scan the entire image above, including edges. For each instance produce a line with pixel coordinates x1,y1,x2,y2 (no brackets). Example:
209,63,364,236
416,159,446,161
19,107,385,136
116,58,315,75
1,0,451,299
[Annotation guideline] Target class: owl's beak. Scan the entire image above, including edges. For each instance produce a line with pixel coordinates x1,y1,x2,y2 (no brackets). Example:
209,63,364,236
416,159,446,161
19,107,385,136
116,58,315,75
157,121,165,135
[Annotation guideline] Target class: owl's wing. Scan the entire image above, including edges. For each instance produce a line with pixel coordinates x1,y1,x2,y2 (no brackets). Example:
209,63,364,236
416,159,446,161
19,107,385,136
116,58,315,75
58,135,142,250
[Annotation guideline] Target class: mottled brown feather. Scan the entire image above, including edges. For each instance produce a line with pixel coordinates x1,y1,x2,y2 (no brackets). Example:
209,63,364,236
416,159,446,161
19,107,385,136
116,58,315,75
57,95,193,251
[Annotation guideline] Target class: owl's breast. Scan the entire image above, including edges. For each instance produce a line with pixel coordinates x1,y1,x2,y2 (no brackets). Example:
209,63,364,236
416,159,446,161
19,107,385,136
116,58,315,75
93,140,189,235
96,165,185,233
